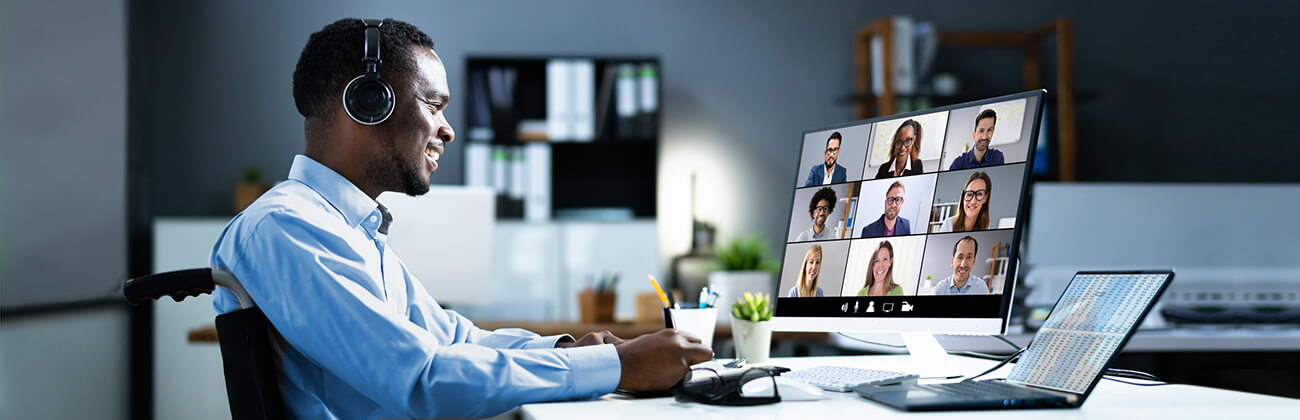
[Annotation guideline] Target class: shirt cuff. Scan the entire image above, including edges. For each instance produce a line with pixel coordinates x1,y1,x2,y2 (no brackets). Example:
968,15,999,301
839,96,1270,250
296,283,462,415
521,334,575,350
564,343,622,398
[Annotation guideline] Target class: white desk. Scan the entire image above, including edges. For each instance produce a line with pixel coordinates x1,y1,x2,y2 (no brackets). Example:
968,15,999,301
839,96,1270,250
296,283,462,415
522,355,1299,419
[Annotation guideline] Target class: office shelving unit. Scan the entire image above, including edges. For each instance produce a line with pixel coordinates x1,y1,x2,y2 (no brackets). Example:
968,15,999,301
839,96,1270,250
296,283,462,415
852,18,1078,181
464,56,661,219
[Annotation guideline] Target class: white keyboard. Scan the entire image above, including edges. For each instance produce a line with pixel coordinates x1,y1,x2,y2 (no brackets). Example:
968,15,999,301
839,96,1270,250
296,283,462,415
784,366,919,392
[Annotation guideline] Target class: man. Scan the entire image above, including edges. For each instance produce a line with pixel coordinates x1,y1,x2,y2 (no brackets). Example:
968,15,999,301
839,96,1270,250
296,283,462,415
803,131,848,186
859,181,911,237
796,187,837,241
210,18,710,419
933,236,990,295
948,109,1006,170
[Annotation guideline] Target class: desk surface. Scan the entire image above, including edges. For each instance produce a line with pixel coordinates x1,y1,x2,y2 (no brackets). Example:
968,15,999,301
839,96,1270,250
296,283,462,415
521,355,1299,420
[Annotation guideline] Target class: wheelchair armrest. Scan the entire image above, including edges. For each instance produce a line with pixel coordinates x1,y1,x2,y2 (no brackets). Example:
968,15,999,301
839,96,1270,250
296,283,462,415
123,268,215,305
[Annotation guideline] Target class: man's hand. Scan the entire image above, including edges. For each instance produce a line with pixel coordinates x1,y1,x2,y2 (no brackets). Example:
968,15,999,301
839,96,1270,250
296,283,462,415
614,329,714,391
556,330,624,348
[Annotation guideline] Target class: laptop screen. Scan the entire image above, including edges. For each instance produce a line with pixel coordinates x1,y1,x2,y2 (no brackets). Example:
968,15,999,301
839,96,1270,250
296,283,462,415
1006,271,1173,394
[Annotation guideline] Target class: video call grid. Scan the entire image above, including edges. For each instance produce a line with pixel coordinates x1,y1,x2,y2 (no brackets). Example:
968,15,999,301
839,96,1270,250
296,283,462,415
783,99,1035,302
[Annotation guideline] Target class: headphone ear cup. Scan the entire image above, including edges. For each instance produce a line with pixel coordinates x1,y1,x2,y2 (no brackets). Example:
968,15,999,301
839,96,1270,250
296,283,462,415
343,74,395,125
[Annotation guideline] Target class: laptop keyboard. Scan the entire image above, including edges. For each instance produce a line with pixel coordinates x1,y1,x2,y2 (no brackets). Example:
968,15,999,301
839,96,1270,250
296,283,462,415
785,366,919,392
922,380,1058,400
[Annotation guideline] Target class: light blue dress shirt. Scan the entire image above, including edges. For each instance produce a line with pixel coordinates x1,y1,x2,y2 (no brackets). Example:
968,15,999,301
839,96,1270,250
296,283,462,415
933,274,990,295
211,155,621,419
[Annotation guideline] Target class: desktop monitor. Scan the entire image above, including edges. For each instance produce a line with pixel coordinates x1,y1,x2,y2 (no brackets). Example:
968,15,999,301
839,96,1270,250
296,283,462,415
774,90,1044,338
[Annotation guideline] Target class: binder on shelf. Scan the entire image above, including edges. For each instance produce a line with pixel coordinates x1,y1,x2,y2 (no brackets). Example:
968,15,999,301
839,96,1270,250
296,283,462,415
615,63,638,140
508,146,526,200
465,142,492,188
491,146,509,195
636,63,658,139
546,60,573,141
572,60,596,142
524,143,551,221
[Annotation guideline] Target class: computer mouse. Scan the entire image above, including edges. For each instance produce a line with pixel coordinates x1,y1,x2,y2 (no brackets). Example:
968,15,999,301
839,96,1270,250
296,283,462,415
740,376,824,401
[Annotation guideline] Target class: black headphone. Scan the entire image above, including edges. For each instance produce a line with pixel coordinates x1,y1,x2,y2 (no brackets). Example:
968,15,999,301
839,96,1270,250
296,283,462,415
342,19,395,125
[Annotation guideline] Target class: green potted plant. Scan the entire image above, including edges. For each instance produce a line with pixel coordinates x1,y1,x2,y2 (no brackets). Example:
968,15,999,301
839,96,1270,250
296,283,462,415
730,292,773,363
707,234,778,324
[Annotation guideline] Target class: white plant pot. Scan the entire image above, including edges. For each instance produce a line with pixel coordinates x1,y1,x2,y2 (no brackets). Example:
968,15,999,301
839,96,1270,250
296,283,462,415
730,317,772,364
707,271,774,324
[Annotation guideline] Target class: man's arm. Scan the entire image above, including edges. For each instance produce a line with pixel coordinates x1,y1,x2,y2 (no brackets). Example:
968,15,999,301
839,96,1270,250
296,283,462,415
221,212,622,418
803,165,819,187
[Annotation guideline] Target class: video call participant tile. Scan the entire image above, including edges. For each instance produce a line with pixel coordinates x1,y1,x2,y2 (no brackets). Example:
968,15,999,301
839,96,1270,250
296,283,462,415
778,241,850,298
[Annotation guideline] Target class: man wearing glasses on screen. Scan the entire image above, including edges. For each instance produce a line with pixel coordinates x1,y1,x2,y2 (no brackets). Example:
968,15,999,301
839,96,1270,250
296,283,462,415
803,131,847,186
859,181,911,238
796,187,838,241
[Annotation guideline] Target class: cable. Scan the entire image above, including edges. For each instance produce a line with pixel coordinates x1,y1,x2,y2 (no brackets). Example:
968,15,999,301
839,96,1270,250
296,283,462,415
835,332,907,349
962,348,1026,382
1104,377,1169,387
992,335,1023,351
1104,368,1163,382
954,351,1015,361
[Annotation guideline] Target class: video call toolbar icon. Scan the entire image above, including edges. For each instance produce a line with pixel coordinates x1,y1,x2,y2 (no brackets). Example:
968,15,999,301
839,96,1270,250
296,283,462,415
883,302,894,313
866,301,875,313
901,301,914,312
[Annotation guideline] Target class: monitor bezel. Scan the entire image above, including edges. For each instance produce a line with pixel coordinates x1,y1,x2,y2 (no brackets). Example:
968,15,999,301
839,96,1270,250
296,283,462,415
773,90,1047,335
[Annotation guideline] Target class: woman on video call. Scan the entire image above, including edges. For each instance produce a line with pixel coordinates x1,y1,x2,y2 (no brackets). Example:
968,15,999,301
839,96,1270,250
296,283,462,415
788,244,825,297
856,241,904,296
875,119,925,179
938,171,992,233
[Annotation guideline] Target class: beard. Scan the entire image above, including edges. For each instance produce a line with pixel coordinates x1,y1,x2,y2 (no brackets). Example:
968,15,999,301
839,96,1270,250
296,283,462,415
370,134,431,196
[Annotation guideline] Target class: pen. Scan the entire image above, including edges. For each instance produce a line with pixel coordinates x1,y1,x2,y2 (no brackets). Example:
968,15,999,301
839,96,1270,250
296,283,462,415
648,275,674,328
698,287,710,308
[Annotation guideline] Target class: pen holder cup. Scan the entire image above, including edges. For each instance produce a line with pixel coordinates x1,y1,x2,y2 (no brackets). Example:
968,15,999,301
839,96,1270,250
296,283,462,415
578,290,616,323
670,307,717,348
635,293,664,324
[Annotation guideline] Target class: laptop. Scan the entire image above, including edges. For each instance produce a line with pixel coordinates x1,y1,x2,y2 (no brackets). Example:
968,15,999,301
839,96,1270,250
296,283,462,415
853,270,1174,411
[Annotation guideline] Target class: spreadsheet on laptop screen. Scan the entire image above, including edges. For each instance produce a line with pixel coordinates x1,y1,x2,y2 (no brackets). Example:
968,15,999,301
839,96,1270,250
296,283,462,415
1006,273,1171,393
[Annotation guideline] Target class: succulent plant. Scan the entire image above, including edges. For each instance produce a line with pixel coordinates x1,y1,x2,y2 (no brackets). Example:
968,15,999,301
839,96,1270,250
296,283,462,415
731,292,773,322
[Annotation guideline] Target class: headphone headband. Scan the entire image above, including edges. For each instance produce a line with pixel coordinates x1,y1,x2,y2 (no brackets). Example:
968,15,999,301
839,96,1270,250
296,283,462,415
362,19,382,73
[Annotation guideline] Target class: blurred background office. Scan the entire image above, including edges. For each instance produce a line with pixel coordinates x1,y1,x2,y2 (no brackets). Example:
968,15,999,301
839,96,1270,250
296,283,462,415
1,0,1296,418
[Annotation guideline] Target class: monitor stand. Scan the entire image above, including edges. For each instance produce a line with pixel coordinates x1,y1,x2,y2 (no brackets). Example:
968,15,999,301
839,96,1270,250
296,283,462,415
898,332,962,379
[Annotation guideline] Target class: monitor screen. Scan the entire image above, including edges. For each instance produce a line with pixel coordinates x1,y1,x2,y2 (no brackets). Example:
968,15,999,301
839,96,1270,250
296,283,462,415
773,90,1044,334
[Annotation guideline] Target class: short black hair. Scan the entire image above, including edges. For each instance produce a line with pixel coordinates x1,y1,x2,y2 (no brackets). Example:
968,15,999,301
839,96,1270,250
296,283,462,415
292,18,435,120
974,109,997,127
809,187,838,217
826,131,842,148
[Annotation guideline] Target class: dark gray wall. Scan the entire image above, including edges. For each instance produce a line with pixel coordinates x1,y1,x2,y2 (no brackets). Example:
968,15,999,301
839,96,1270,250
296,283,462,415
1,0,127,307
135,0,1299,258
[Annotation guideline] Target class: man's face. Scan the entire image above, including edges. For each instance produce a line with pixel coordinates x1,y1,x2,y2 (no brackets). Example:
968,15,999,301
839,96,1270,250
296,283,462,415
972,117,995,152
811,199,832,228
951,239,976,281
824,138,841,167
884,186,904,221
370,48,456,196
894,126,915,159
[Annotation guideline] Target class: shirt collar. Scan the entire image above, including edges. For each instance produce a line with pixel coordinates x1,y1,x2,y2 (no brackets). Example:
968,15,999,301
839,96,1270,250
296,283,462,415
287,154,381,230
949,275,976,292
